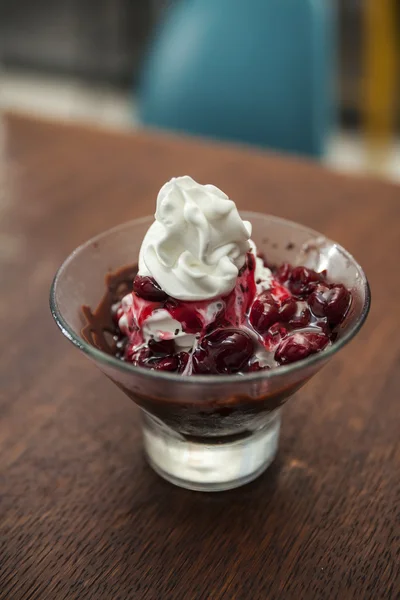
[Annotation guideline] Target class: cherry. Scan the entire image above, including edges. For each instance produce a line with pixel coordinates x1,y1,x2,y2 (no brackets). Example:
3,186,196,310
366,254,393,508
205,303,228,333
127,342,186,373
288,266,323,297
177,351,190,373
307,283,329,317
276,262,292,283
324,284,351,326
148,338,176,355
128,347,179,371
308,283,351,326
264,322,288,349
192,348,216,374
133,275,167,302
193,328,254,374
249,292,279,333
279,297,297,322
153,356,180,372
166,303,203,333
275,332,329,365
289,305,311,329
316,320,331,336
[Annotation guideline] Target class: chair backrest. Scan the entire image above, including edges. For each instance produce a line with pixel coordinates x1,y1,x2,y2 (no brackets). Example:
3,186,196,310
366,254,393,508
138,0,335,157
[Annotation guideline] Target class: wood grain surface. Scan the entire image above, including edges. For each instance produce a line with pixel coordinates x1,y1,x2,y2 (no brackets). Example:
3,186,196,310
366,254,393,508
1,114,399,600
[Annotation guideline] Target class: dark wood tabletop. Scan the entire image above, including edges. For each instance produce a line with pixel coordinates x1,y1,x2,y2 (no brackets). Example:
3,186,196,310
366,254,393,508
1,113,399,600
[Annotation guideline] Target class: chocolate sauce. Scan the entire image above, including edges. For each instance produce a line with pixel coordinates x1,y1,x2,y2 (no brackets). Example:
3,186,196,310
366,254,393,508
81,264,137,356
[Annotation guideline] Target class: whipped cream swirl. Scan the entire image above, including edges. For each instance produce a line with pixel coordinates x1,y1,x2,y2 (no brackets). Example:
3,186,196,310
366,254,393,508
138,176,252,300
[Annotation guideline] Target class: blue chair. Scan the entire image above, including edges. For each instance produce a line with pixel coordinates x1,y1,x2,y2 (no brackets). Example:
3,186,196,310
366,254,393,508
137,0,335,158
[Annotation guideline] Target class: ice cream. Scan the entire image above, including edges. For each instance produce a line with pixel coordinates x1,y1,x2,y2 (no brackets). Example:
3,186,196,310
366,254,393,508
108,176,351,374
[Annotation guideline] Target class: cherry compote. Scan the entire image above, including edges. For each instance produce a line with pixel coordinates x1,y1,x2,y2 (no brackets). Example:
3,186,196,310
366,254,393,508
116,255,352,374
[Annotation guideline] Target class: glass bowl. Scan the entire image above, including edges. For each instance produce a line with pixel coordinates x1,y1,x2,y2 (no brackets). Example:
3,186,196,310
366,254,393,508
50,213,370,491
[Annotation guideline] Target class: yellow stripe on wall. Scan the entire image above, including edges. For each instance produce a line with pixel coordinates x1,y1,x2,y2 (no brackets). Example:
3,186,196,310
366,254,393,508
363,0,398,172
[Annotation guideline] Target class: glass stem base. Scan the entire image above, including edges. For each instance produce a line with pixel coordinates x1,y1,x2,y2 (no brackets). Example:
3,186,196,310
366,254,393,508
141,409,281,492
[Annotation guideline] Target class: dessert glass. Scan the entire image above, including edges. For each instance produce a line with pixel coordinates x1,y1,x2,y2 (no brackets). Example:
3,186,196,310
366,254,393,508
50,213,370,491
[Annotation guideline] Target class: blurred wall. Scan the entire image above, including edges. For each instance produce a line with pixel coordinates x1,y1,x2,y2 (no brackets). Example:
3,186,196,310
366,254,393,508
0,0,398,130
339,0,363,127
0,0,152,84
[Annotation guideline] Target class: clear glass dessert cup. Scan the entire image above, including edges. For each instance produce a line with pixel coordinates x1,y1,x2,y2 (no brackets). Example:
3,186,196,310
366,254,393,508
50,213,370,492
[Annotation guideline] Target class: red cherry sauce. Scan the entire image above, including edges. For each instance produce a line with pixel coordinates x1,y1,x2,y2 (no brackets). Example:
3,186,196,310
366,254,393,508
114,253,351,374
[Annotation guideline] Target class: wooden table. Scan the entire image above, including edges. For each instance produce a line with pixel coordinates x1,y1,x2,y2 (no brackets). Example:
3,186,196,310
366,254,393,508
1,114,399,600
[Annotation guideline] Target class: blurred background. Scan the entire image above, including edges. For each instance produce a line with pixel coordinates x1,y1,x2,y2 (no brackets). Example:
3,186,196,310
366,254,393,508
0,0,399,180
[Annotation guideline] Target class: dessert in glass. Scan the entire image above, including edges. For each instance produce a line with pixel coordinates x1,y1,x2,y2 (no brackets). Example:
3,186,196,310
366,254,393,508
50,176,370,491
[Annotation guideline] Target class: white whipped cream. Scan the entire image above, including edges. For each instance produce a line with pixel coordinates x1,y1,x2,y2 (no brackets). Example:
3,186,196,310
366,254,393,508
142,309,196,352
249,240,273,293
138,176,252,301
